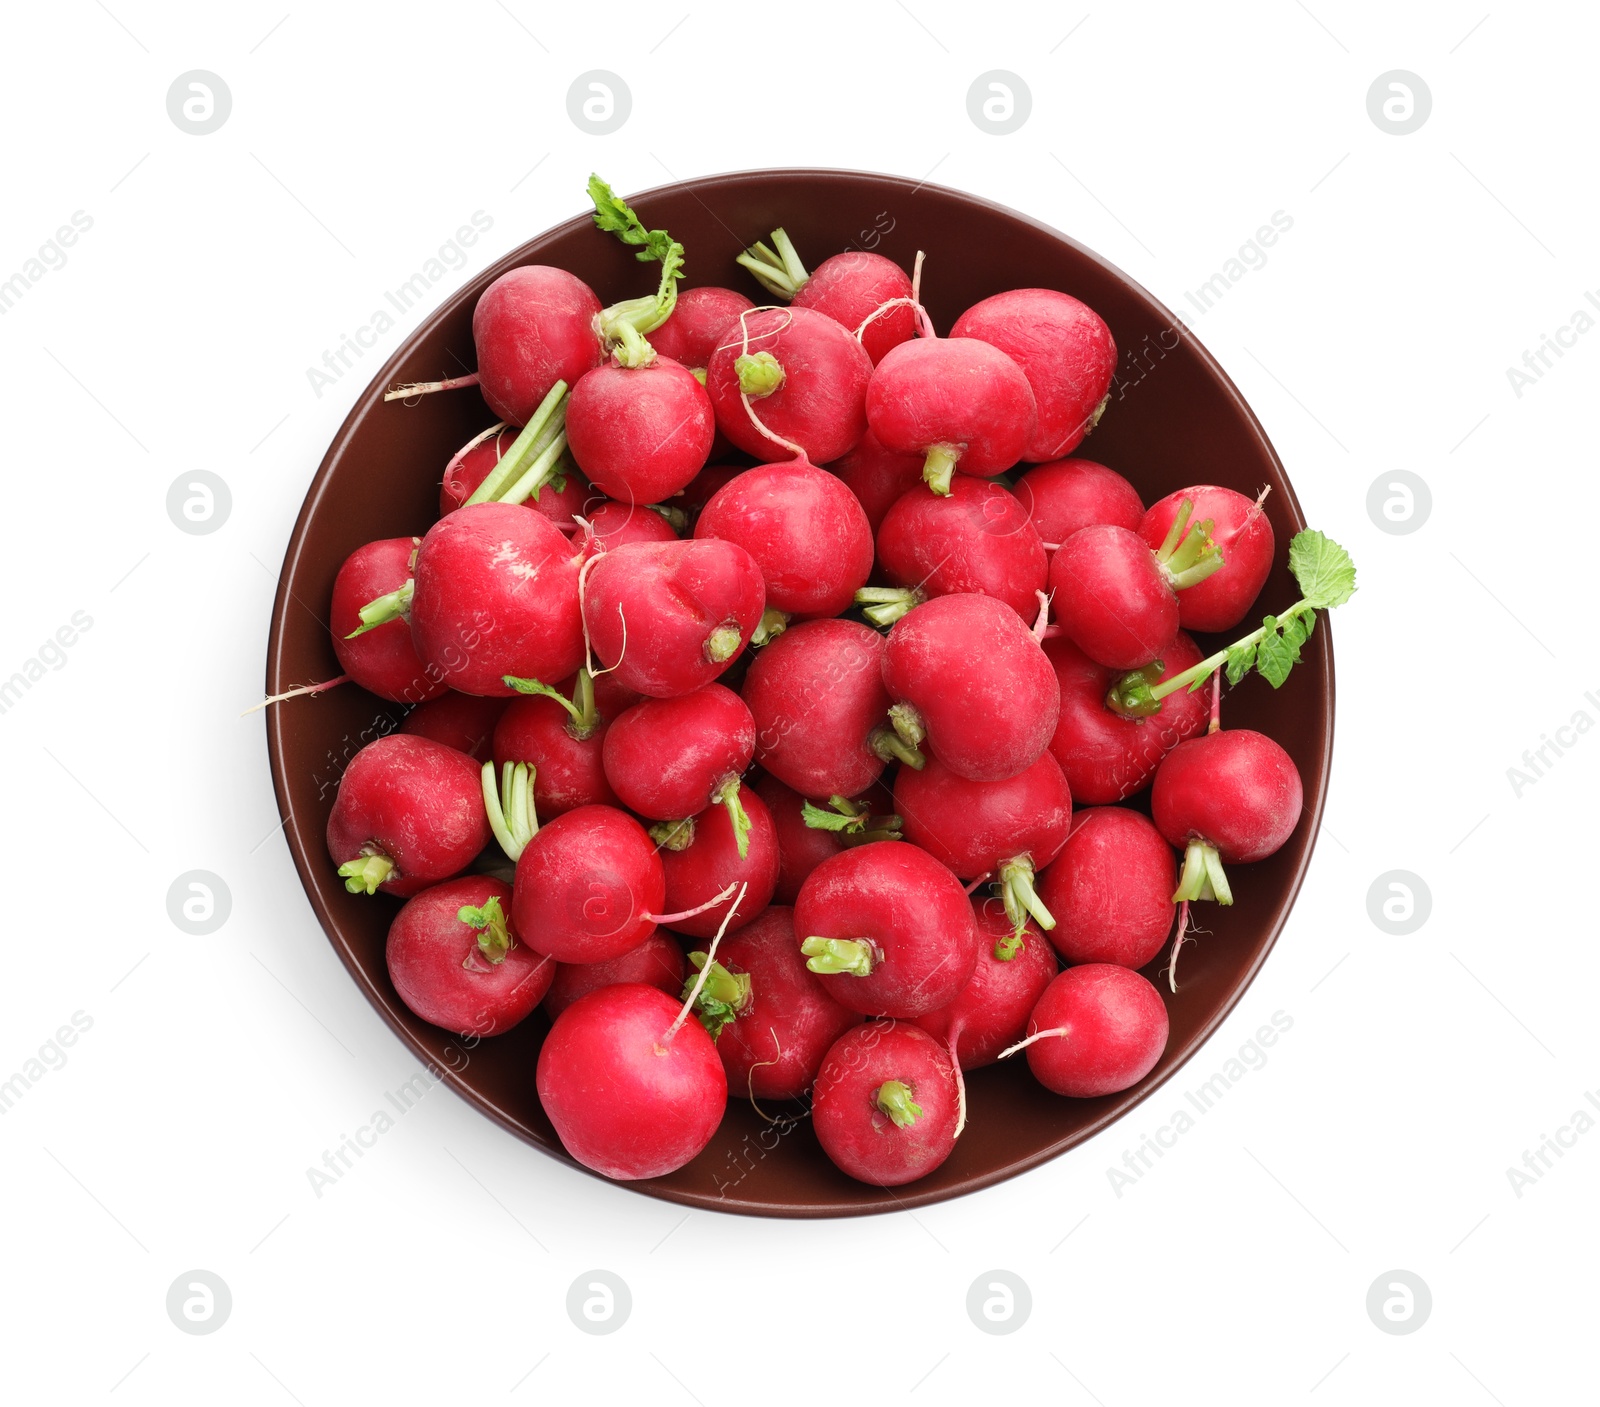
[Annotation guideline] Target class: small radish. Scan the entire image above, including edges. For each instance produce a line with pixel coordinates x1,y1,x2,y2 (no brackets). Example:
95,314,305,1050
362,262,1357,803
582,538,765,698
812,1022,960,1185
1139,486,1274,633
881,593,1060,782
542,931,687,1021
794,841,978,1018
386,877,553,1036
950,289,1117,460
399,691,508,762
602,684,756,855
1045,633,1209,804
1048,508,1224,670
647,285,755,369
695,456,874,621
894,750,1072,940
680,905,860,1100
331,538,447,704
737,228,916,364
827,429,925,534
1014,458,1144,546
705,307,873,464
326,735,489,897
566,354,715,506
536,983,726,1180
865,333,1036,495
1037,808,1175,968
652,784,778,938
440,424,589,537
494,670,617,817
577,500,681,558
741,619,893,798
1001,965,1169,1098
512,805,665,962
865,476,1046,623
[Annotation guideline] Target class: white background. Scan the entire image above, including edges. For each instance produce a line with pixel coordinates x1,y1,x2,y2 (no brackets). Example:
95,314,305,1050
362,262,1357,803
1,1,1592,1401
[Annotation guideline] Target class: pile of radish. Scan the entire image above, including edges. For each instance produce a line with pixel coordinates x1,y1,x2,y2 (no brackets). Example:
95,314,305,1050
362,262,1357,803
291,176,1356,1189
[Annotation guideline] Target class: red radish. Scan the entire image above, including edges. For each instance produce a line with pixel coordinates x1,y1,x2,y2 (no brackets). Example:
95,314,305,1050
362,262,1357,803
1044,632,1209,803
582,538,765,698
542,931,687,1021
400,691,508,762
741,619,892,798
602,685,756,852
1003,964,1169,1097
867,476,1046,623
536,983,726,1179
681,905,860,1099
441,425,590,537
566,354,715,505
577,500,680,559
331,538,447,704
755,775,901,903
865,334,1036,495
473,265,604,426
894,750,1072,938
386,877,553,1035
705,307,872,463
653,784,778,938
812,1022,960,1185
674,462,746,517
737,229,915,365
493,670,617,817
950,289,1117,460
512,805,665,962
695,456,874,621
1139,486,1274,633
827,429,925,534
403,501,584,697
1014,458,1144,546
881,593,1060,782
1151,728,1302,907
648,286,755,369
794,841,978,1018
1038,808,1175,968
326,735,489,897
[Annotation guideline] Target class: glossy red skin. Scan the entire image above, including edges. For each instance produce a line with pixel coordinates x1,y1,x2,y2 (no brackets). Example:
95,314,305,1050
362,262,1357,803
399,691,508,762
1045,632,1210,803
882,593,1060,782
474,265,604,425
792,251,915,365
386,877,553,1036
647,286,755,368
812,1022,959,1186
1049,523,1178,670
1014,459,1144,546
577,499,680,560
1038,808,1175,968
695,455,874,617
660,788,778,939
894,751,1072,879
951,289,1117,461
866,337,1037,478
755,774,847,904
583,538,765,698
1140,485,1275,633
589,669,643,718
542,932,687,1021
914,899,1059,1069
512,806,666,962
1020,965,1169,1098
492,695,616,818
536,984,726,1180
567,356,716,506
826,429,925,534
330,538,447,704
709,907,862,1100
440,427,591,536
705,306,872,464
602,685,755,820
794,841,979,1018
742,619,890,798
877,477,1047,619
326,735,488,898
411,502,585,697
1152,729,1303,864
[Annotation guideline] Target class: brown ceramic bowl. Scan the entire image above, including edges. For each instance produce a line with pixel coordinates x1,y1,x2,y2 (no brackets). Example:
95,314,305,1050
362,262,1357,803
266,168,1333,1217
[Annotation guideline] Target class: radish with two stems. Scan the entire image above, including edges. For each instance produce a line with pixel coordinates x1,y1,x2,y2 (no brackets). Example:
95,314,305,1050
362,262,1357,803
1001,964,1169,1098
1139,486,1274,633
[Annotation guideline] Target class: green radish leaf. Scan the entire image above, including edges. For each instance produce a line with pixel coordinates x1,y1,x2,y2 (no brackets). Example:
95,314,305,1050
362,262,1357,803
801,801,864,833
1288,530,1357,610
588,174,680,267
1224,638,1259,686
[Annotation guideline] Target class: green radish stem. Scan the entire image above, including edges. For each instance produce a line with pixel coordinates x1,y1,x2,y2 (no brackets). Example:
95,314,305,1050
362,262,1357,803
704,624,744,663
869,726,925,770
588,174,687,361
680,950,753,1039
800,936,878,977
750,608,789,646
338,848,394,895
801,796,905,844
713,776,752,860
481,760,538,862
997,855,1054,944
735,351,784,397
647,503,689,532
648,817,696,852
922,443,962,497
464,381,569,507
458,894,514,969
503,669,600,740
1171,840,1232,905
734,228,811,301
873,1080,923,1129
1150,496,1226,591
661,881,750,1044
344,581,413,639
855,585,924,627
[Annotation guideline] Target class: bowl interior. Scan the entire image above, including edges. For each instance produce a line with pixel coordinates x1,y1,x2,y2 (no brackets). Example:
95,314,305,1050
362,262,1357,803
266,168,1332,1217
